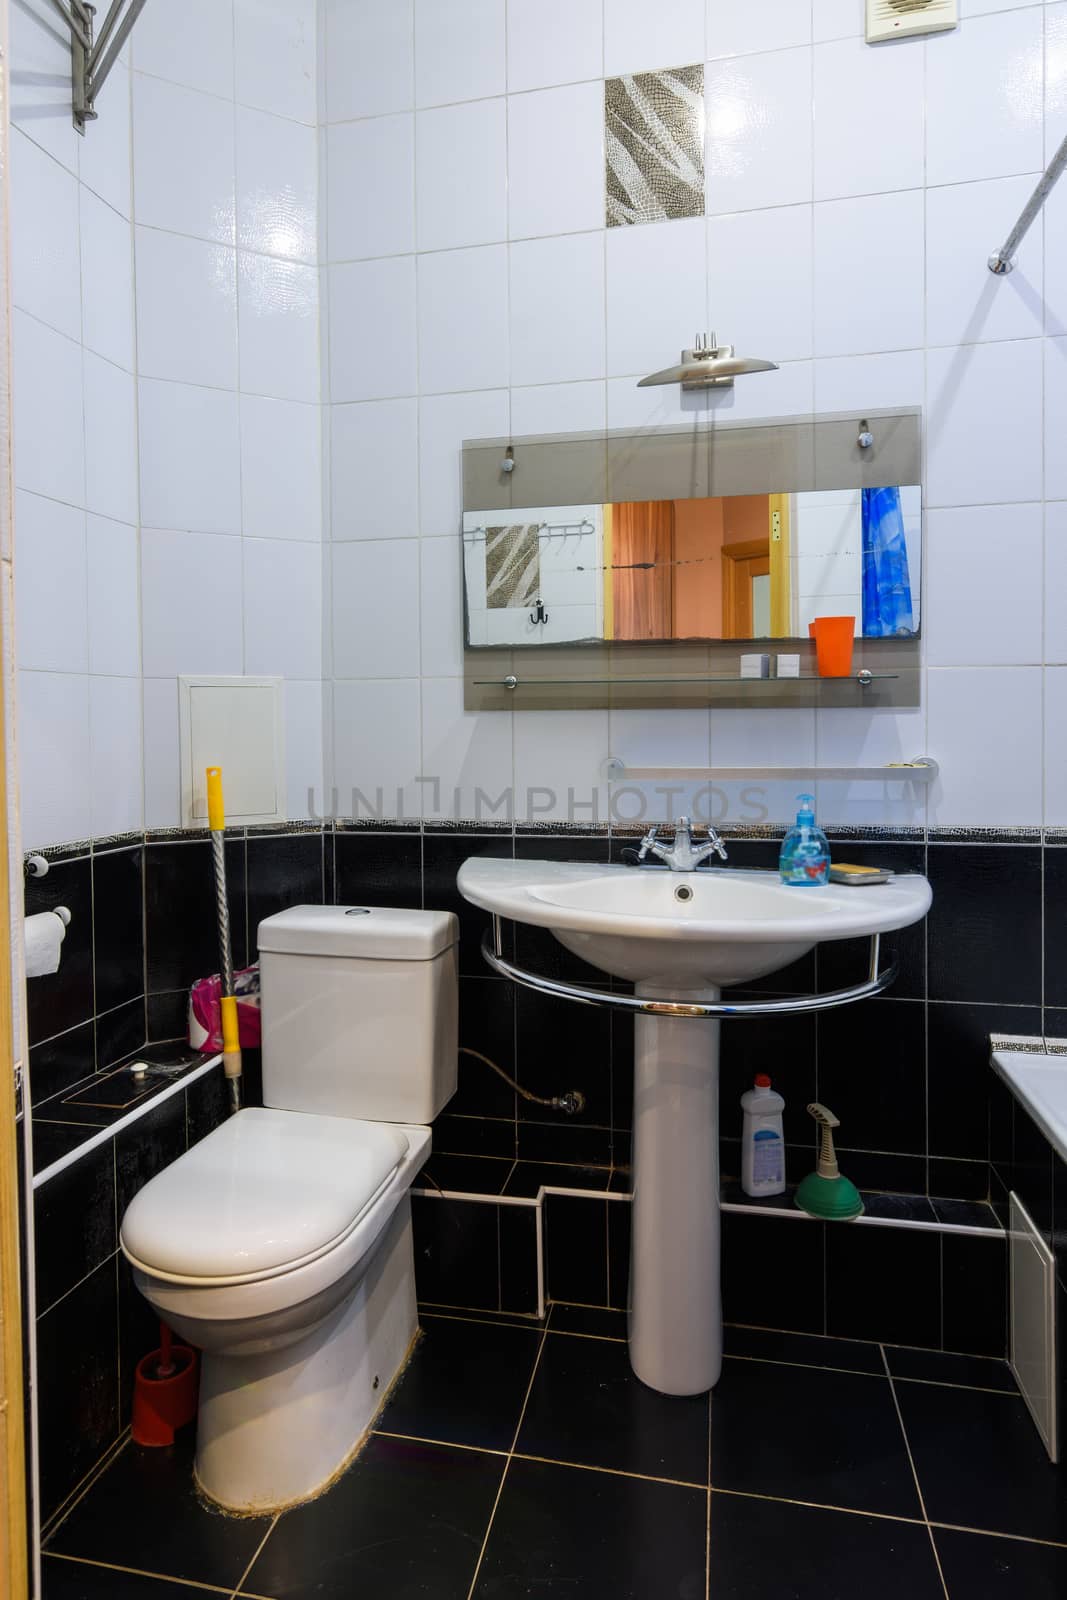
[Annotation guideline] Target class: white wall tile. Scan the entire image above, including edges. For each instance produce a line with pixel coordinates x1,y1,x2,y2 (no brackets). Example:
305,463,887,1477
514,708,609,823
414,0,506,107
708,204,813,363
139,379,242,533
14,493,87,674
507,82,604,240
235,0,317,125
327,115,415,261
241,395,322,541
136,228,238,389
813,36,924,202
88,675,143,837
78,63,133,219
420,537,466,676
1046,336,1067,501
710,706,816,824
283,679,324,817
509,233,606,387
705,355,813,422
606,217,707,377
418,389,509,537
11,130,81,341
133,75,236,245
416,99,507,252
330,398,419,540
925,9,1044,188
924,504,1043,666
244,538,323,677
17,672,91,848
331,539,420,678
605,0,705,76
86,515,141,677
1048,2,1067,158
1044,666,1067,824
329,257,417,401
1046,503,1067,663
705,48,813,214
133,0,235,98
926,177,1044,349
238,254,319,402
605,373,711,430
510,381,607,435
814,191,924,357
143,677,182,830
10,0,81,176
708,0,810,59
236,108,318,263
80,190,135,371
323,0,414,121
12,312,84,507
332,678,421,819
815,706,929,830
926,339,1043,507
1045,177,1067,339
417,245,509,393
813,350,925,413
421,678,512,818
141,528,244,676
507,0,602,93
926,666,1042,825
84,356,138,525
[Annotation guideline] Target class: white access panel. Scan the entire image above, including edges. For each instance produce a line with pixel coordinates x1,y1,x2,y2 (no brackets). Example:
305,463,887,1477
1009,1192,1058,1463
179,676,286,828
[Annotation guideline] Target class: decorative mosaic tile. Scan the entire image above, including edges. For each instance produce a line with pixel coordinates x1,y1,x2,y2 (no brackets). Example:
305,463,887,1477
605,63,705,227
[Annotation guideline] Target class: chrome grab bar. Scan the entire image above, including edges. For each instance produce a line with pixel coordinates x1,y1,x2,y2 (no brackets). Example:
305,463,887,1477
481,920,898,1018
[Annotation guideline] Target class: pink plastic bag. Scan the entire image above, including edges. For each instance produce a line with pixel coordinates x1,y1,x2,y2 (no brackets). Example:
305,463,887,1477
188,964,261,1052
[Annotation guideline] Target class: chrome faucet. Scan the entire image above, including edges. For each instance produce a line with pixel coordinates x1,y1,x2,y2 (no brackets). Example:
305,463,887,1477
633,817,729,872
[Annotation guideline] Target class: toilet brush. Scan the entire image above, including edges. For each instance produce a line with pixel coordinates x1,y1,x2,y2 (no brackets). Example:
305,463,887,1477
206,767,242,1115
794,1103,864,1220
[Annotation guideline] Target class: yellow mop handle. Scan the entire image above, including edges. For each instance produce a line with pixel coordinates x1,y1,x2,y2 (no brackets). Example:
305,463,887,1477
206,765,225,832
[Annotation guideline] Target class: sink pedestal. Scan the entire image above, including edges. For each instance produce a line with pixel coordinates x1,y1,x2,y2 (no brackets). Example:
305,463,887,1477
629,984,721,1396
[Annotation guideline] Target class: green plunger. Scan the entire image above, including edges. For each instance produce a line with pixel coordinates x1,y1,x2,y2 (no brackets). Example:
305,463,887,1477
795,1103,864,1221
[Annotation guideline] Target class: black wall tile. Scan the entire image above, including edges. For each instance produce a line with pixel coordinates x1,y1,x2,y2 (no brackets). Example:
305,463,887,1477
29,1020,94,1107
833,1149,926,1194
95,996,146,1070
36,1259,119,1524
1043,848,1067,1009
825,1225,940,1347
545,1193,608,1306
720,1012,816,1146
185,1066,231,1148
411,1194,501,1311
145,838,247,993
941,1234,1007,1358
424,833,514,975
434,1111,517,1159
455,977,516,1120
33,1139,116,1314
115,1093,186,1217
25,855,93,1045
516,987,612,1129
517,1119,613,1166
499,1204,540,1314
117,1254,160,1426
927,844,1041,1005
607,1197,631,1310
92,847,144,1015
928,1157,990,1201
722,1213,825,1334
146,989,187,1041
246,832,325,946
334,830,421,910
818,998,926,1155
928,1001,1040,1165
818,842,927,1000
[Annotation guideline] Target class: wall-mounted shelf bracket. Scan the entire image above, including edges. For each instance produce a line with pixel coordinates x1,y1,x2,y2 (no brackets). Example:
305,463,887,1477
602,755,939,784
50,0,148,131
989,131,1067,274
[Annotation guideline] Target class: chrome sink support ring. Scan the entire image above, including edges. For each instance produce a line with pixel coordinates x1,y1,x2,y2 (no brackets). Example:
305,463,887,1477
482,920,898,1017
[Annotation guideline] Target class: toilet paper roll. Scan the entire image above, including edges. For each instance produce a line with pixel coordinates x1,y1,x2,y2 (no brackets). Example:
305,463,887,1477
25,907,70,979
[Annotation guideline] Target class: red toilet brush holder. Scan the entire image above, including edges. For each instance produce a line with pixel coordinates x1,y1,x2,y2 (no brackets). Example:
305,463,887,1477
131,1322,199,1447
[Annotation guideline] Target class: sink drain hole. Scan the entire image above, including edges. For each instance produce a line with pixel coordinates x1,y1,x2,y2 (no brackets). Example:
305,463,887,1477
674,883,694,903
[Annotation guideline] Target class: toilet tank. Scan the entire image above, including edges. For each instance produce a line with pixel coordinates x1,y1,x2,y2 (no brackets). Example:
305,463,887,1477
257,905,458,1124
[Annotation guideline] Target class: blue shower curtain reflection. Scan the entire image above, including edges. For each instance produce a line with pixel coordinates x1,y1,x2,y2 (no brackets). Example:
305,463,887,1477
861,486,914,637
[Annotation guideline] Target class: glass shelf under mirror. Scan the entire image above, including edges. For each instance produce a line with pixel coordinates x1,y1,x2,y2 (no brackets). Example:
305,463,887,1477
475,672,899,689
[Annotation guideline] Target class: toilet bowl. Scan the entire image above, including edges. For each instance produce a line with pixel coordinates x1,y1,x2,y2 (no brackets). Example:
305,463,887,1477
121,1107,432,1512
120,903,459,1514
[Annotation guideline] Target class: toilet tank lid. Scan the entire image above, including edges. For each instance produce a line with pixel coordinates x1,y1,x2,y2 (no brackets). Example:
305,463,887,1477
257,904,459,960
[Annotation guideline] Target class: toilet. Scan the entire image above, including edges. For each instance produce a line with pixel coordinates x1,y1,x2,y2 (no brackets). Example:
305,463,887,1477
120,905,458,1513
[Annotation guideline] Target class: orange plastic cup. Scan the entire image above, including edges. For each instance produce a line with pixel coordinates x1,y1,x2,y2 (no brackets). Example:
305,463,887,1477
808,616,855,678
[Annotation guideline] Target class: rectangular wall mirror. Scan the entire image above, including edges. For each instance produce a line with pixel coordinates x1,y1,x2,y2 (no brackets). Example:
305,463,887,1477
462,485,921,649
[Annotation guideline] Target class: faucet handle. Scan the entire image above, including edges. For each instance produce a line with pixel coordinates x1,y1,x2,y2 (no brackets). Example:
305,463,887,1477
636,825,660,861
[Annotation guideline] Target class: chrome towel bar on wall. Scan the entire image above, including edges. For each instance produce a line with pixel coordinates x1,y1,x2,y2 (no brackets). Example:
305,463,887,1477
602,756,939,784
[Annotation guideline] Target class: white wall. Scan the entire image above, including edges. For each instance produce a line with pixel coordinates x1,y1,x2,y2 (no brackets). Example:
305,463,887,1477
10,0,324,849
319,0,1067,830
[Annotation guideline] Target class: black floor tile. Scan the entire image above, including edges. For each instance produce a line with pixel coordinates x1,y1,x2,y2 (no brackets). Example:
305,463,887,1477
895,1381,1067,1542
46,1436,272,1590
471,1456,707,1600
243,1435,504,1600
42,1555,227,1599
707,1492,944,1600
415,1153,515,1195
548,1302,627,1339
722,1324,884,1374
885,1346,1017,1392
377,1314,542,1452
710,1358,920,1519
515,1330,709,1485
934,1526,1067,1598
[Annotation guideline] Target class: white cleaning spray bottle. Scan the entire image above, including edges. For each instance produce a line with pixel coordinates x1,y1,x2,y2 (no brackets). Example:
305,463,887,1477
741,1075,786,1197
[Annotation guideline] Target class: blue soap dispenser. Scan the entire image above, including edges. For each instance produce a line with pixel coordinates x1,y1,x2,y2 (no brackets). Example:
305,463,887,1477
779,793,830,886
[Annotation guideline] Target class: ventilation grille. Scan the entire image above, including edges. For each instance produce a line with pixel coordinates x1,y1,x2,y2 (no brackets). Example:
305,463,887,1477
866,0,957,42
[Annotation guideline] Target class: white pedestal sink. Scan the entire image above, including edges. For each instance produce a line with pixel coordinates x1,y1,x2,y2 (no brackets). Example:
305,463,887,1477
457,859,932,1395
